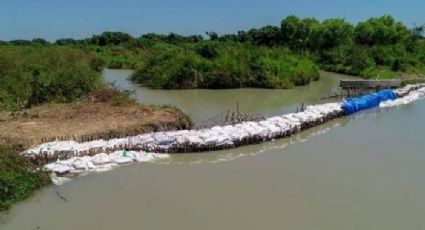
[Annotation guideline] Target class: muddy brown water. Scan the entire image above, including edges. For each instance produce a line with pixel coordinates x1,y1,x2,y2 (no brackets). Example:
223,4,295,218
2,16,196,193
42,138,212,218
2,70,425,230
102,69,350,123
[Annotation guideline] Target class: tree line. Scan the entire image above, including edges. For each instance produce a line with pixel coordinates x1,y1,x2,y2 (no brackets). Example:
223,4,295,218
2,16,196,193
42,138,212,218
4,15,424,78
1,15,424,93
2,15,423,49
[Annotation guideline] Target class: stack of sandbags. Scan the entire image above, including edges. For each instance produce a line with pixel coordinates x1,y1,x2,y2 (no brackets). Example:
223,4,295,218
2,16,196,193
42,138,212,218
42,151,169,175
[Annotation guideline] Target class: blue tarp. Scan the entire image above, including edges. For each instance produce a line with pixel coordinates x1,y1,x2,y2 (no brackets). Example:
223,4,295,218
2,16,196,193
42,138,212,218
341,89,397,115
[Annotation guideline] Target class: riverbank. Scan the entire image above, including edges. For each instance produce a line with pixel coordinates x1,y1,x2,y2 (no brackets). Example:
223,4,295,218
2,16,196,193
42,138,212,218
0,88,192,211
0,97,192,149
0,99,191,211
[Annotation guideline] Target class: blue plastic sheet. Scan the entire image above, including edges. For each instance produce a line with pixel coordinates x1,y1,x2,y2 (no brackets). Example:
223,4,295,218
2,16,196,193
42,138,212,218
341,89,397,115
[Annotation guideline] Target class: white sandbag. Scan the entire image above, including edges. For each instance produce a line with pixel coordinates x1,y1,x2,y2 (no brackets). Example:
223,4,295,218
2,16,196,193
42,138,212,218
122,151,140,160
109,150,133,164
275,122,289,133
380,89,425,108
134,134,155,145
51,164,71,174
211,126,224,132
175,136,186,145
86,161,96,170
43,163,57,172
203,136,219,145
91,153,111,165
56,158,77,167
215,135,230,145
134,152,156,162
112,156,133,165
75,156,96,170
185,135,203,145
73,159,89,170
153,133,175,145
109,151,124,158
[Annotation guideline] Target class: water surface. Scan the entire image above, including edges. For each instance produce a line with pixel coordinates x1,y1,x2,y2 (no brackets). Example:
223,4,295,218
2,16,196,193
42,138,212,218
102,69,350,123
2,71,425,230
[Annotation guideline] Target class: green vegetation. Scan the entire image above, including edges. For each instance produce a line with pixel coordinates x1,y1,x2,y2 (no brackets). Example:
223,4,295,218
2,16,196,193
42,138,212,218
129,15,424,88
0,144,50,211
0,46,102,111
0,14,424,212
132,43,319,89
278,15,425,78
2,15,424,90
0,46,141,212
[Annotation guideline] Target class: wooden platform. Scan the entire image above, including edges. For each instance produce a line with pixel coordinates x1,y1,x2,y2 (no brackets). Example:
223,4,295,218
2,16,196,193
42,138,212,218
340,79,401,89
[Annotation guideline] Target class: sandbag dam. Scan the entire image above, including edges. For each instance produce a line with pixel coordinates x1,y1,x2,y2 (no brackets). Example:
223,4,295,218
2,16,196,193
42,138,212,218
21,84,425,184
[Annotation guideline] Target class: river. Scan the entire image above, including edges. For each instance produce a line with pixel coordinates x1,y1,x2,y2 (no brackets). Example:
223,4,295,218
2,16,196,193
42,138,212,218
102,69,347,123
1,70,425,230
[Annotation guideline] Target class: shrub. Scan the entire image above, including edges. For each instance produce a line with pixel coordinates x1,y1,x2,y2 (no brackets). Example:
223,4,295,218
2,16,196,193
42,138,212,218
0,46,102,110
132,43,319,89
0,144,50,211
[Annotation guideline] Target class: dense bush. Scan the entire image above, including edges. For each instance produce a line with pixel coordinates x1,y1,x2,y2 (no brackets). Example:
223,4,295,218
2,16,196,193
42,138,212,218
0,46,102,110
131,42,319,89
1,15,424,92
123,15,424,83
0,144,50,211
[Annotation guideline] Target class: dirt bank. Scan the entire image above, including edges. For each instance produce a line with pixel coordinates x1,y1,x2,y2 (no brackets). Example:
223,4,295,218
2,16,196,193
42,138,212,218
0,102,192,149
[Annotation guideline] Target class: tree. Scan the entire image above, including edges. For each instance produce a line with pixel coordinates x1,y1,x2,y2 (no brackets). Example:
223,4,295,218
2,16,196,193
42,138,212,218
56,38,78,45
32,38,50,46
91,32,134,46
188,35,204,43
206,31,219,41
281,16,319,54
141,33,168,43
219,34,238,42
248,26,282,46
237,31,252,43
9,40,32,46
317,19,353,50
347,46,375,75
166,33,203,44
412,24,425,40
167,33,185,44
354,15,410,45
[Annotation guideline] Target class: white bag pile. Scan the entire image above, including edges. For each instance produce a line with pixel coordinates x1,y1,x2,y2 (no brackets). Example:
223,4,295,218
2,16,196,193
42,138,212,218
394,84,425,97
380,87,425,108
43,150,169,174
20,101,346,182
23,102,343,158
